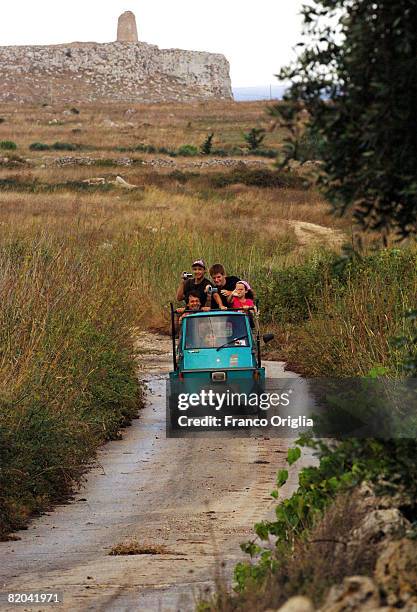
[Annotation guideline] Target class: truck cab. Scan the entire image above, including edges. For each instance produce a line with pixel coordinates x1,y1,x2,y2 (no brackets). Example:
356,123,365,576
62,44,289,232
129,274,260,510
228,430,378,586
168,305,274,417
170,309,265,384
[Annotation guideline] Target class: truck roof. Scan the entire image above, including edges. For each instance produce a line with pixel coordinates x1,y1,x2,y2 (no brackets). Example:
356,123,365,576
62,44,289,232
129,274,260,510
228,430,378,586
183,310,247,319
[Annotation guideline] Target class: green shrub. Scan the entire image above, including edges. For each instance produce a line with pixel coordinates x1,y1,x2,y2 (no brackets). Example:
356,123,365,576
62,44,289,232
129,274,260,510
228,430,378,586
0,178,38,192
29,142,51,151
0,141,17,151
256,149,279,159
259,246,417,377
243,128,266,151
177,144,199,157
168,170,200,185
233,418,417,595
201,133,214,155
29,142,81,152
158,146,177,156
51,142,79,151
257,252,337,324
296,129,325,162
211,148,228,157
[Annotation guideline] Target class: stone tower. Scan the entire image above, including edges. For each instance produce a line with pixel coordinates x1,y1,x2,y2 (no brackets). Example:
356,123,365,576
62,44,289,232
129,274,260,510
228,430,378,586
117,11,139,42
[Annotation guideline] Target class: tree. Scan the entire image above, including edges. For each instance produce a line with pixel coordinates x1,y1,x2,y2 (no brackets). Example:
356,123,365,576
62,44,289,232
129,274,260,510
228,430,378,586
244,128,266,151
201,133,214,155
278,0,417,238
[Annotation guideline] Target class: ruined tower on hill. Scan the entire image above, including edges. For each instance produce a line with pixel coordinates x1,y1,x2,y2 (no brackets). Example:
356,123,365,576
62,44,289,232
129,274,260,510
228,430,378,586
117,11,139,43
0,12,233,103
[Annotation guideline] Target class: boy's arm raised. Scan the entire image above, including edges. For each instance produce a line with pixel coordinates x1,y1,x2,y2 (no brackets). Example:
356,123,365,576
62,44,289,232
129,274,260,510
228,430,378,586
214,292,227,310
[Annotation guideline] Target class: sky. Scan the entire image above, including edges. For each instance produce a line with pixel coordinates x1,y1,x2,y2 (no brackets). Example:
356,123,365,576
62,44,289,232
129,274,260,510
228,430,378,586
0,1,304,87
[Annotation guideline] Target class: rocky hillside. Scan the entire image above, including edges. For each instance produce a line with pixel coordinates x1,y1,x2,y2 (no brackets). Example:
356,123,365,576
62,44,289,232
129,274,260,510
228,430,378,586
0,41,232,104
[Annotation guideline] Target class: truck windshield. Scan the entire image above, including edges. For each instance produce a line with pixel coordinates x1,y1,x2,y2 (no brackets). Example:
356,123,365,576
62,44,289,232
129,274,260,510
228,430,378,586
184,315,249,350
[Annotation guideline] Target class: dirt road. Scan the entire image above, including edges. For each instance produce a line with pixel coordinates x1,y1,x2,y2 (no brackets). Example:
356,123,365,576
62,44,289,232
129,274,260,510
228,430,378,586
0,334,311,612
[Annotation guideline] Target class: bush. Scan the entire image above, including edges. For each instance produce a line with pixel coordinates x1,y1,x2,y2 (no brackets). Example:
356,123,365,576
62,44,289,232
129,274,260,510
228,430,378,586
257,252,337,324
0,118,5,124
296,130,325,162
177,144,199,157
51,142,79,151
158,146,177,156
256,149,279,159
258,246,417,377
0,141,17,151
29,142,51,151
29,142,82,152
0,178,38,192
168,170,190,184
201,133,214,155
211,148,229,157
243,128,266,151
231,434,417,601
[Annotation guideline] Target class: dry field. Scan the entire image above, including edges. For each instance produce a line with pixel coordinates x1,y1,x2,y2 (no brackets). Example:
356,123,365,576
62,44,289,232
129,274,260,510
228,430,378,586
0,99,351,244
0,100,286,155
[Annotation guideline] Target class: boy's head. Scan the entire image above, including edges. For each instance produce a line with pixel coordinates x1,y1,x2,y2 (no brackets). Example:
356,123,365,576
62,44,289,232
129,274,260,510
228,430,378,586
209,263,226,287
192,259,206,281
187,292,201,311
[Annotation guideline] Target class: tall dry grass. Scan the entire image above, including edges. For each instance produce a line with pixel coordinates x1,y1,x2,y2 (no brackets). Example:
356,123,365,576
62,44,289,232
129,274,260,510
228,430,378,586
0,229,146,537
258,247,417,376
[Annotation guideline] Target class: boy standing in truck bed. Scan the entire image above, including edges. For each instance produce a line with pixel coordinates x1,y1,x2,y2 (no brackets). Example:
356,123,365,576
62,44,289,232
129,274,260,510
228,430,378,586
209,263,241,309
177,259,226,310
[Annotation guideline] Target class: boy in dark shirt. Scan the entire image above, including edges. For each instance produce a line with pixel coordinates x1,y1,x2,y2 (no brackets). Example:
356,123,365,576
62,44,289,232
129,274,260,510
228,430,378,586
209,263,241,309
176,259,226,310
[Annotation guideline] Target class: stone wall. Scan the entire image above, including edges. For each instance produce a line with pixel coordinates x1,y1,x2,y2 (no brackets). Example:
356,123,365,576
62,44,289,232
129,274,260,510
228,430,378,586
0,41,233,104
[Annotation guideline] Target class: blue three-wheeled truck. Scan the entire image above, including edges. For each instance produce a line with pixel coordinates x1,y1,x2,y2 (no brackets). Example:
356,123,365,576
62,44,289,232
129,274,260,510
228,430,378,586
168,304,274,429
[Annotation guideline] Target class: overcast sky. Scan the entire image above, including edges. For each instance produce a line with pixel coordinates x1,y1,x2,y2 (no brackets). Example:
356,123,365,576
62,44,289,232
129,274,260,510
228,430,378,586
0,1,304,87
